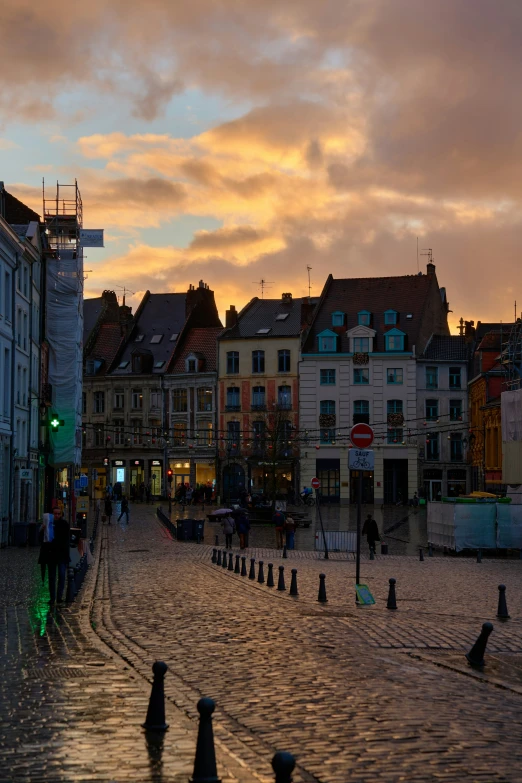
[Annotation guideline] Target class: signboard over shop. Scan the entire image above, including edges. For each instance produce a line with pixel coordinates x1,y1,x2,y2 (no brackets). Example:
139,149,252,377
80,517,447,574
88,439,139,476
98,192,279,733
79,229,104,247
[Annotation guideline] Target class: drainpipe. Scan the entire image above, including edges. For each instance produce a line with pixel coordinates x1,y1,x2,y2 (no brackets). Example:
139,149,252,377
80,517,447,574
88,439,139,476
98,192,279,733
8,251,20,542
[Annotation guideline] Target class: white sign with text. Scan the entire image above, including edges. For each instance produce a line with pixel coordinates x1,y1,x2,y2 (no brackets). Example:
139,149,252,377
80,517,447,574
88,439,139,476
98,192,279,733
348,449,375,470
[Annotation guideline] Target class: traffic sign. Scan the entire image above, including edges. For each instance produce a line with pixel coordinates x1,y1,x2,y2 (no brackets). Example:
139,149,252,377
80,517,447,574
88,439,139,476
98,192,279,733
350,423,374,448
349,449,375,470
311,477,320,490
79,474,88,488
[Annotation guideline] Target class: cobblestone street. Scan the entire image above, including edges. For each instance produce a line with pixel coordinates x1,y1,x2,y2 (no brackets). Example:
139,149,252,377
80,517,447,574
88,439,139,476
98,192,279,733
3,504,522,781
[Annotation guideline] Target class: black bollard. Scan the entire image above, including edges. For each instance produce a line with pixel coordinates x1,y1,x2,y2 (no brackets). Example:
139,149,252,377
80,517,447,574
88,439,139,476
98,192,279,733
216,549,222,566
215,534,219,546
419,548,424,562
227,552,234,571
66,567,76,603
241,556,247,577
318,573,327,603
267,563,275,587
272,751,296,783
190,697,220,783
234,554,240,574
386,578,397,610
222,550,228,569
477,548,482,563
282,545,287,559
497,584,510,620
466,622,494,669
212,548,217,564
257,561,265,584
369,548,375,561
249,558,256,579
277,565,286,591
290,568,298,596
428,542,433,557
142,661,169,731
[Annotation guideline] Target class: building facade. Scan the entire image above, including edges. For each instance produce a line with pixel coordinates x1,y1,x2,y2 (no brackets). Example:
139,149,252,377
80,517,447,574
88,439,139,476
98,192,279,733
300,265,450,504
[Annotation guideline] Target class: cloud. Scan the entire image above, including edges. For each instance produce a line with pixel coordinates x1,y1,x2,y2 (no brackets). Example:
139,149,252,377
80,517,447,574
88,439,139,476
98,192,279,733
0,138,19,150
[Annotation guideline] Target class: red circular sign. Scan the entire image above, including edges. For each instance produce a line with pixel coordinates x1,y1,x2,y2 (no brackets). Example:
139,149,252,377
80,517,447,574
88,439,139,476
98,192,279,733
350,423,374,448
311,477,320,490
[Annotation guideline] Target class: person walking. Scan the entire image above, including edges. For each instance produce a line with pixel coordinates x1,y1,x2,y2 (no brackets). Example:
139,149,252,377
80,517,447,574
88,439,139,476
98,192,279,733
118,495,130,524
237,511,250,549
284,514,297,550
146,483,152,504
186,485,193,505
273,508,286,548
38,512,54,585
104,497,113,525
222,515,235,548
361,513,380,556
46,507,70,604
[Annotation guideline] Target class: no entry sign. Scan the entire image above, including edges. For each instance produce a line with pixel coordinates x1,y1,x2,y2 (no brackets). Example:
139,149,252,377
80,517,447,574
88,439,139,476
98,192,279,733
350,423,374,448
311,477,320,490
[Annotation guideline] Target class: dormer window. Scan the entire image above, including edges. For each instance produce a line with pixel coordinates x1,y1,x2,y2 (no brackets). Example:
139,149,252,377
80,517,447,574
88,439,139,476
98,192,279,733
385,328,406,352
331,311,345,327
384,310,397,325
187,359,196,372
135,334,144,342
358,311,371,326
353,337,369,353
318,329,337,352
150,334,163,344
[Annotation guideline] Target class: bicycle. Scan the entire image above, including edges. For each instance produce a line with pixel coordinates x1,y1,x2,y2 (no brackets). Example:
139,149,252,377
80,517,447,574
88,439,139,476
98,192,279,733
298,493,315,507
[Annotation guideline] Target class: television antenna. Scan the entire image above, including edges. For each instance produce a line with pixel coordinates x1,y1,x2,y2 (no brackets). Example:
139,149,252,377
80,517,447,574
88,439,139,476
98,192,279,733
112,284,135,306
307,266,312,298
252,279,273,298
420,247,433,264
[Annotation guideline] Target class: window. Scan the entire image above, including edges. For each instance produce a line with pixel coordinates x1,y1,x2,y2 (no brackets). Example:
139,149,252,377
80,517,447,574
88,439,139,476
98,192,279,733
353,337,369,353
252,350,265,373
384,310,397,325
118,361,129,369
23,266,28,298
94,425,105,447
4,272,11,321
354,368,369,384
197,388,213,412
132,389,143,409
227,421,240,453
252,420,266,451
173,422,186,447
256,328,271,335
320,369,336,385
385,332,404,351
426,366,438,389
387,368,403,384
387,428,403,444
425,399,438,421
449,367,462,389
155,361,165,369
187,359,197,372
131,419,141,445
226,351,239,374
170,333,178,342
320,427,336,444
150,389,161,408
427,433,439,460
135,334,144,342
320,400,335,415
353,400,370,424
275,313,289,321
150,334,163,343
226,387,240,410
278,385,291,409
252,386,266,409
198,421,214,446
82,392,87,415
23,312,28,350
450,399,462,421
114,419,125,445
358,311,371,326
331,311,345,327
450,433,463,462
387,400,403,414
114,389,124,410
318,332,337,352
278,349,291,373
93,391,105,414
172,388,188,412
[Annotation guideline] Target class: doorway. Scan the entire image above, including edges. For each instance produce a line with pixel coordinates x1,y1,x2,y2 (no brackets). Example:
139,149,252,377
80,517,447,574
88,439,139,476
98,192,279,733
423,469,443,501
383,459,408,504
350,471,374,504
223,464,246,502
316,459,340,503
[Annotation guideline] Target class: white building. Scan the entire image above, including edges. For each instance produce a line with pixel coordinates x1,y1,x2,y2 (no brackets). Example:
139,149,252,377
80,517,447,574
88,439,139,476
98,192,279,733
300,266,450,505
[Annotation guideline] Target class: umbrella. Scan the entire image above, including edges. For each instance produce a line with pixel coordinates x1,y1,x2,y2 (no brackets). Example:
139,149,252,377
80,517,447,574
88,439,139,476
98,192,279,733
211,508,233,515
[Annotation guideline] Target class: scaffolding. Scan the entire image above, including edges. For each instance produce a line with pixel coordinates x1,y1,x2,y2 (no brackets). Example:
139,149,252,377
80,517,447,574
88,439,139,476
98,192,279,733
501,319,522,391
43,180,83,253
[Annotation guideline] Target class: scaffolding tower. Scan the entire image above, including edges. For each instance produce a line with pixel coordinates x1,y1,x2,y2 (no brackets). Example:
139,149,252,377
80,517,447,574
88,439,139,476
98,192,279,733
43,180,83,254
501,318,522,391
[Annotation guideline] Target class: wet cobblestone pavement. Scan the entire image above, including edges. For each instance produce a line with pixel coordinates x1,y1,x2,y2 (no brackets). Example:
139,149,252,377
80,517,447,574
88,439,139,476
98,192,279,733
2,504,522,781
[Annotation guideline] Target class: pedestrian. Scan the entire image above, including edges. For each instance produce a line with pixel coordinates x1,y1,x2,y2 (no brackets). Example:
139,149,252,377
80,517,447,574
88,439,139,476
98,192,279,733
411,492,419,507
272,508,286,548
237,511,250,549
222,515,235,548
178,483,186,504
118,495,130,523
139,482,145,503
47,507,70,604
104,497,113,525
285,515,297,550
113,481,122,501
146,483,152,504
186,485,193,505
38,512,54,585
205,483,213,504
361,513,380,556
106,483,113,499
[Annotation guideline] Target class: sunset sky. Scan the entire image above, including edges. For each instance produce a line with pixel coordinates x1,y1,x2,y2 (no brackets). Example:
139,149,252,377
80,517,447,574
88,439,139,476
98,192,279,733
1,0,520,327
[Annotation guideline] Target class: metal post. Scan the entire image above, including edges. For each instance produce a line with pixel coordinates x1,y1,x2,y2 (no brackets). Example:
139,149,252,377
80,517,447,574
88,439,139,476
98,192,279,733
316,490,328,559
356,469,362,589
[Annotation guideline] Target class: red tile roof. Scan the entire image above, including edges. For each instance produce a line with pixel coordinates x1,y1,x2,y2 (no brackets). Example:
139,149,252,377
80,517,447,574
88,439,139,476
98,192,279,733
171,327,223,373
91,323,125,371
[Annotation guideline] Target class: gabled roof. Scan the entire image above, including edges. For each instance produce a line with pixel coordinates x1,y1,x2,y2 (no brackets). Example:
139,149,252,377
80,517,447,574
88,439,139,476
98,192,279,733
83,297,104,347
220,295,315,340
89,323,126,368
0,185,40,224
422,335,471,361
171,327,223,373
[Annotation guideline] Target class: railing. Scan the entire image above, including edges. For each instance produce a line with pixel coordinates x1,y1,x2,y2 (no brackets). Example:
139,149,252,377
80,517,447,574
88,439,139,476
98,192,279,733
225,404,241,411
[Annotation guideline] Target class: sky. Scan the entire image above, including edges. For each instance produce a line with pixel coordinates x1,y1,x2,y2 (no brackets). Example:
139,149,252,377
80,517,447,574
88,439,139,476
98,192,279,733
1,0,521,328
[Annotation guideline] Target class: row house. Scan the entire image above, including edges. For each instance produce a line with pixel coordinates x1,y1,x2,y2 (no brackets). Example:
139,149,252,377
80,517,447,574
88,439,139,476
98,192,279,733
300,263,450,504
217,293,314,501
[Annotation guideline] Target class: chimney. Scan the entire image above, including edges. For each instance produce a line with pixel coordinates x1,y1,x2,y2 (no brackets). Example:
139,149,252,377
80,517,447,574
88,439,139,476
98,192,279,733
226,305,238,328
281,292,292,302
427,262,436,276
464,320,475,343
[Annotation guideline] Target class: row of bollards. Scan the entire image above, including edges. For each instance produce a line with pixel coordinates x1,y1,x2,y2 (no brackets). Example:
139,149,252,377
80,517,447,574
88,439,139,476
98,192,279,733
211,549,330,604
143,662,296,782
66,554,89,603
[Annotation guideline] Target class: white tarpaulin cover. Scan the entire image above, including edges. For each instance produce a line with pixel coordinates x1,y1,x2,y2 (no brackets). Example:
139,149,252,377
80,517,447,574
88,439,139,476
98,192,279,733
501,388,522,484
46,250,83,467
428,502,522,550
497,504,522,548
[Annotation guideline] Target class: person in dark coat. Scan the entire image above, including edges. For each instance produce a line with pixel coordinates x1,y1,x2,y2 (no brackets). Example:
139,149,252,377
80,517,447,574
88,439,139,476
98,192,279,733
104,497,113,525
118,496,130,523
361,514,380,555
48,507,70,603
38,513,54,584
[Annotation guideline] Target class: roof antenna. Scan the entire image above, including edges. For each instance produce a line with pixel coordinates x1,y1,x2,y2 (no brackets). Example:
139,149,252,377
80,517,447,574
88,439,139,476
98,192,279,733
307,265,312,299
416,237,419,273
112,284,135,306
252,279,273,298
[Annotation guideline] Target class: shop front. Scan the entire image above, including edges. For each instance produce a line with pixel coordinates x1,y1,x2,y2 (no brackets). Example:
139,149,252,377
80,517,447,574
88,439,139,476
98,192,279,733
423,468,442,501
130,459,145,494
195,460,216,487
111,459,126,487
447,468,467,497
169,460,192,490
315,459,340,503
249,462,294,499
149,459,163,497
350,470,374,504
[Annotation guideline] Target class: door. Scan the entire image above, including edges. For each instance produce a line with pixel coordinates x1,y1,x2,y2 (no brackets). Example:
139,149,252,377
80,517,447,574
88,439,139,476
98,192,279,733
316,459,340,503
383,459,408,504
223,464,246,502
350,471,374,504
424,480,442,501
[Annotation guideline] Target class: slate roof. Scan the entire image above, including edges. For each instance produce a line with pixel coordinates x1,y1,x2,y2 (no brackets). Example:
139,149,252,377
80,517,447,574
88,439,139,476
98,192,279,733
111,293,188,375
171,327,223,373
221,296,315,340
422,335,470,361
0,187,40,224
475,322,514,342
9,224,30,240
89,323,126,369
83,297,104,347
303,274,437,353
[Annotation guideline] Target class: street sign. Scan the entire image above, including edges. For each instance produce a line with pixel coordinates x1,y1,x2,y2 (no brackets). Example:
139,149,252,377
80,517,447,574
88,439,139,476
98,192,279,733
311,477,320,490
74,479,81,491
79,474,88,488
349,449,375,470
355,584,376,605
350,423,374,448
20,469,33,480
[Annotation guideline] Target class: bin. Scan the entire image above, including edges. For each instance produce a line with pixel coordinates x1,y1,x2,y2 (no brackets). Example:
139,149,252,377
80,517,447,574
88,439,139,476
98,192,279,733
176,519,194,541
27,522,40,546
380,542,388,555
14,523,28,547
192,519,205,543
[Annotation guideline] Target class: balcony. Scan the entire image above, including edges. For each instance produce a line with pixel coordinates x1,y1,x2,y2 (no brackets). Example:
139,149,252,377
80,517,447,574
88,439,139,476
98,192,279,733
225,404,241,412
276,401,292,411
251,403,266,411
